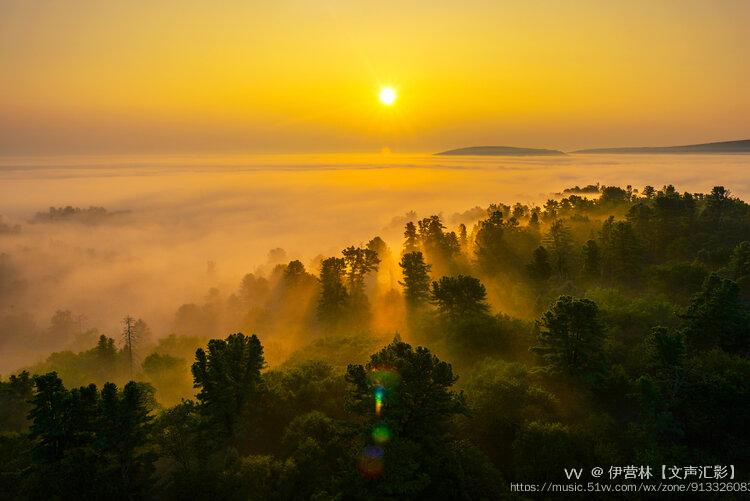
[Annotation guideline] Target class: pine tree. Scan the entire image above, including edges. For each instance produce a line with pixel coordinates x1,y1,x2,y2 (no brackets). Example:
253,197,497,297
581,239,601,278
532,296,604,375
403,221,419,254
526,246,552,282
398,251,432,308
317,257,349,327
544,220,574,278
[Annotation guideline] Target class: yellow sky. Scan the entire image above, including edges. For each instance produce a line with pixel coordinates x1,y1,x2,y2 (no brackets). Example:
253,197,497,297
1,0,748,154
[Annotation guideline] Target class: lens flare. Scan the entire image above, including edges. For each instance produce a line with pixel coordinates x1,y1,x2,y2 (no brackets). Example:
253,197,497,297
374,384,384,416
357,445,385,479
369,365,400,417
371,423,391,444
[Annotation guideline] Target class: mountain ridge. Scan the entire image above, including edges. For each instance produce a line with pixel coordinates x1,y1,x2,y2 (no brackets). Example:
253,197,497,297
574,139,750,154
435,146,565,156
436,139,750,156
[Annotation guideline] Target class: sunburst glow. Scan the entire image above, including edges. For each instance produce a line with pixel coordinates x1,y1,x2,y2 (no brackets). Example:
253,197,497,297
379,87,397,106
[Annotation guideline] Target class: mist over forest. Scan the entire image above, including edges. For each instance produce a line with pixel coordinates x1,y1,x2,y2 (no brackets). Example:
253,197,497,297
2,153,750,375
2,154,750,498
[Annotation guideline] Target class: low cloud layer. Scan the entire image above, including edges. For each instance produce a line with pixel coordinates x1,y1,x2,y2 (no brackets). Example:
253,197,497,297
1,152,749,373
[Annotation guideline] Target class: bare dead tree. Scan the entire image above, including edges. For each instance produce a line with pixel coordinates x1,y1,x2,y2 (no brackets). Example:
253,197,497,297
122,315,138,379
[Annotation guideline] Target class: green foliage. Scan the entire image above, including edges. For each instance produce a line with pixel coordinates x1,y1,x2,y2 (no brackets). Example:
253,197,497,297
27,373,156,499
526,245,552,283
674,350,750,463
683,273,750,353
461,360,556,469
346,340,466,438
544,219,574,278
581,239,601,278
600,217,643,284
533,295,605,376
474,210,506,274
0,371,33,433
430,274,489,320
192,333,265,443
316,257,348,328
345,340,479,498
398,251,432,308
5,182,750,497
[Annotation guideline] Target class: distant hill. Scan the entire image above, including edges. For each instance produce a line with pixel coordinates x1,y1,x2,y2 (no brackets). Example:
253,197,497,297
436,146,565,156
574,139,750,154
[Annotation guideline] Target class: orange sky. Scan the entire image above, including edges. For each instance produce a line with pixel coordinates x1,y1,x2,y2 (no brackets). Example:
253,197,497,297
1,0,748,154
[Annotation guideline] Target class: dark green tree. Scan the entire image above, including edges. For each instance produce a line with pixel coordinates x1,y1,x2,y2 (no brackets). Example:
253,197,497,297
581,239,601,278
474,210,506,274
544,219,574,278
342,246,380,322
345,340,485,498
398,251,432,308
0,371,34,432
97,381,156,498
683,273,750,353
191,333,266,443
533,296,605,375
27,373,156,499
317,257,349,327
600,217,643,284
430,275,490,320
526,246,552,283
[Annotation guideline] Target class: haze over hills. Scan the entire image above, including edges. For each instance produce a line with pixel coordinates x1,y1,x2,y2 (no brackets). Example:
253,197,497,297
573,139,750,154
436,139,750,156
436,146,565,156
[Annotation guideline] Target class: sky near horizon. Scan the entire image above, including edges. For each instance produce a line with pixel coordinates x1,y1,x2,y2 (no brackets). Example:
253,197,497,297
1,0,748,155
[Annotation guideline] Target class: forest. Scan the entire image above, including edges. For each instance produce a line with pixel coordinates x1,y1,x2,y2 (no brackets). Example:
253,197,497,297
1,183,749,499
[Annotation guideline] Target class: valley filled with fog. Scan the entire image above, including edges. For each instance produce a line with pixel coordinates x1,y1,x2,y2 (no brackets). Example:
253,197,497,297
1,152,749,373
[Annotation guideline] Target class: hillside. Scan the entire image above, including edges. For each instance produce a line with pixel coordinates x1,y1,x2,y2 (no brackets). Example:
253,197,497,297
436,146,565,156
574,139,750,154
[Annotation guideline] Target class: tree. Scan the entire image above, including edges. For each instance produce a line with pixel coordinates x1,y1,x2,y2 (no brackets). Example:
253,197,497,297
673,349,750,465
0,371,34,432
474,210,506,274
342,246,380,297
282,260,312,287
97,381,156,497
528,211,540,229
581,239,601,278
600,217,643,284
533,296,605,375
647,326,685,370
728,241,750,289
417,215,459,262
683,273,750,353
403,222,419,254
341,246,380,323
345,340,472,498
526,246,552,283
47,310,80,350
122,316,138,378
191,333,266,443
544,220,574,278
317,257,349,327
398,251,432,308
27,373,156,499
458,223,468,248
430,275,490,320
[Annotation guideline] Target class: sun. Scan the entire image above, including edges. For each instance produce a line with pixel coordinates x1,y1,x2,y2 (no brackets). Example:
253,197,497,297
379,86,397,106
